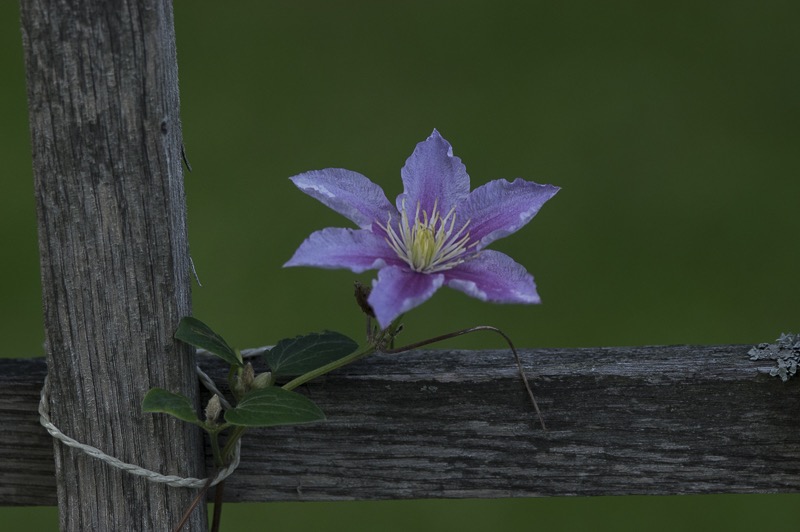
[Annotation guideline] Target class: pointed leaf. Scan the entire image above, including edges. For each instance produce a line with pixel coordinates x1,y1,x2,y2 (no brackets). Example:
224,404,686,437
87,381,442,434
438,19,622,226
265,331,358,377
142,388,201,425
175,316,242,367
224,387,325,427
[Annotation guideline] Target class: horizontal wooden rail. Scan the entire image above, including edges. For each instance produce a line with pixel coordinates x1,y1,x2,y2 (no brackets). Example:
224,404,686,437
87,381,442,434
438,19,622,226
2,344,799,506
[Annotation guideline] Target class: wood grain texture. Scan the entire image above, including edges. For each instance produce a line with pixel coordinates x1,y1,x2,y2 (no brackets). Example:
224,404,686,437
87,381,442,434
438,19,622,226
2,344,798,505
19,0,205,529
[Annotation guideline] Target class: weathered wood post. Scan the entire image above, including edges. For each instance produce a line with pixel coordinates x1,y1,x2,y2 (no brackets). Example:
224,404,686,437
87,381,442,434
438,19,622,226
20,0,205,529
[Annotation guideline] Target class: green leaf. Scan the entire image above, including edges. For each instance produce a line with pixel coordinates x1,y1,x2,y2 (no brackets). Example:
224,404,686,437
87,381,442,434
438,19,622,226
142,388,201,425
265,331,358,377
175,316,242,367
224,387,325,427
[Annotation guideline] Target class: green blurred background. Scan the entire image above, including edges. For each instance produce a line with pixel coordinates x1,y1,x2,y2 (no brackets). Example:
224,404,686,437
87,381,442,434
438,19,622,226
2,0,798,529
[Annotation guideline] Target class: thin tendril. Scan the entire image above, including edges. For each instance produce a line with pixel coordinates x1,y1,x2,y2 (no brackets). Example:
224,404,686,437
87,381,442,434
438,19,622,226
382,325,547,430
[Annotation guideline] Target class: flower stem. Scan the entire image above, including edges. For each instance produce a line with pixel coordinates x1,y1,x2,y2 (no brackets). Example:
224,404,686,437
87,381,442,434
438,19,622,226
208,426,246,532
209,430,224,467
211,481,225,532
172,429,229,532
220,425,247,462
282,343,377,391
172,477,213,532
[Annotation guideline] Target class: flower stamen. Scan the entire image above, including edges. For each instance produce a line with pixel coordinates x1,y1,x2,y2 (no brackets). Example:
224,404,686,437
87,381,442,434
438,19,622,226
378,199,476,273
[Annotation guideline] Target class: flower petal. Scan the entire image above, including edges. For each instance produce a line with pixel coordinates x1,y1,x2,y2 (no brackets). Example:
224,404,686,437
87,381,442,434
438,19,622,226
444,250,540,304
458,178,559,249
369,266,444,328
398,129,470,216
290,169,395,229
284,228,396,273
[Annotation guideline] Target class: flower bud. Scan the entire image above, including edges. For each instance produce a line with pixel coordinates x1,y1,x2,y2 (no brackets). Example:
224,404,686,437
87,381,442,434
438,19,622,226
205,394,222,424
253,371,273,389
242,362,255,389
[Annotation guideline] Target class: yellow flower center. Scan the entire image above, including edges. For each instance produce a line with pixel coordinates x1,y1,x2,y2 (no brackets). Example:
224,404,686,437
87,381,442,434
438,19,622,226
379,200,475,273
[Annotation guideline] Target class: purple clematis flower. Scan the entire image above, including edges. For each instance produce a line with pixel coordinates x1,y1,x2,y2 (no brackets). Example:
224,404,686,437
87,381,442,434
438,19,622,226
285,130,559,329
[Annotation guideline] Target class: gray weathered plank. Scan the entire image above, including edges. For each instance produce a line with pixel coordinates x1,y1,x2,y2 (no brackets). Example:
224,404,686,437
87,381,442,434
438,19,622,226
1,343,798,505
19,0,205,528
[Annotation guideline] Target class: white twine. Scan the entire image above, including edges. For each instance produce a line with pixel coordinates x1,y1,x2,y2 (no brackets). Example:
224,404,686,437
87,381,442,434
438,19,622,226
38,372,241,489
195,364,233,411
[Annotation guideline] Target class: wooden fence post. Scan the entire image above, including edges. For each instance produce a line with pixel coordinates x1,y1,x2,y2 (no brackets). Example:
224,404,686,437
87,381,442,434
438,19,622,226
20,0,205,529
